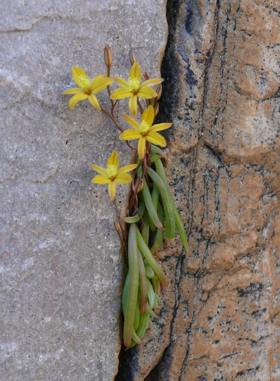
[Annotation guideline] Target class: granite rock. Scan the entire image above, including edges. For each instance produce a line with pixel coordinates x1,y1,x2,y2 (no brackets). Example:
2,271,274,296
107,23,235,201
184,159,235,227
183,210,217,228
0,1,167,380
119,1,280,380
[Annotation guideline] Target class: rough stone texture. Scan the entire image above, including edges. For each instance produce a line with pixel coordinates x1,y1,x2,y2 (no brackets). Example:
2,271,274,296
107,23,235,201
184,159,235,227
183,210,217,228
119,0,280,380
0,1,167,380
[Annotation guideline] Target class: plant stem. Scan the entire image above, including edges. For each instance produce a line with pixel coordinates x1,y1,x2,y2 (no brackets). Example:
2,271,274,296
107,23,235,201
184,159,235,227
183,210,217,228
100,105,123,132
100,105,135,151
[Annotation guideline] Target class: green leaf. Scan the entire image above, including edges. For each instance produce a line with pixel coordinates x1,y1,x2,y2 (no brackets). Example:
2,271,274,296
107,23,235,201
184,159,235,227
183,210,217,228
152,276,161,295
151,145,164,156
124,214,140,224
175,209,188,252
150,153,161,163
138,250,148,313
151,202,164,253
138,199,145,218
122,272,129,315
145,266,155,279
148,185,160,231
154,159,188,252
136,227,168,286
123,224,139,348
136,312,150,339
147,167,176,239
142,179,163,230
132,329,141,344
147,279,157,308
134,300,140,331
151,228,163,253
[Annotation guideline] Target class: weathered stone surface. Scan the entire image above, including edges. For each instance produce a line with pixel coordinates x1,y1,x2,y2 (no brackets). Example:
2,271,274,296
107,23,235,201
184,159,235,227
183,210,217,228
119,0,280,380
0,1,167,380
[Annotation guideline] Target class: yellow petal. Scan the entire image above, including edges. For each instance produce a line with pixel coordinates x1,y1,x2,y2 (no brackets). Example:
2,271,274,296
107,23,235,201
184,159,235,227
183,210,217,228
123,114,140,130
107,150,119,168
119,129,141,141
114,77,130,89
91,75,113,93
118,163,138,175
91,164,108,176
68,93,88,109
141,105,155,126
138,137,146,159
88,94,101,110
64,87,82,95
72,66,90,88
138,86,157,99
146,131,167,147
129,61,142,81
111,88,132,100
91,175,111,184
129,95,138,115
142,78,163,87
150,123,172,132
116,173,132,184
108,182,116,200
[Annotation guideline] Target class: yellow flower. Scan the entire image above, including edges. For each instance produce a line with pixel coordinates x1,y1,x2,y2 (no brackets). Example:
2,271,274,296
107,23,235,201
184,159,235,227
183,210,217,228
110,61,162,115
91,151,137,201
119,105,172,159
64,66,113,110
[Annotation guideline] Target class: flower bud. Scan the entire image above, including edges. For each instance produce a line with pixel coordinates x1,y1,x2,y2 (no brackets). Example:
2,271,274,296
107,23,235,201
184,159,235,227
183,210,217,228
144,72,149,81
137,179,144,193
156,84,162,100
129,49,137,65
154,103,159,116
104,45,112,68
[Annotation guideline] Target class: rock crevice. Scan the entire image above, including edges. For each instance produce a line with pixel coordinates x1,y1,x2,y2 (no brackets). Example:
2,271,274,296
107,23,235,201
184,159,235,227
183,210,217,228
118,0,280,380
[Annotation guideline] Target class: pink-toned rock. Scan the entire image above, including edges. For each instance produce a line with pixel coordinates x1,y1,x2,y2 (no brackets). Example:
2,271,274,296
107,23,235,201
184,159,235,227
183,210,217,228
122,1,280,380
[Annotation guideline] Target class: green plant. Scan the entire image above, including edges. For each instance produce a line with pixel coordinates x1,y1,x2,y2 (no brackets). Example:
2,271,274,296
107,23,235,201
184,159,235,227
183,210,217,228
64,47,188,348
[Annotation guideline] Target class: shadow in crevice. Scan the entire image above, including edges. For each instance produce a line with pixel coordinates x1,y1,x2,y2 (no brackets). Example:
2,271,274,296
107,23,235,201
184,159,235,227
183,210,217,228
114,0,181,380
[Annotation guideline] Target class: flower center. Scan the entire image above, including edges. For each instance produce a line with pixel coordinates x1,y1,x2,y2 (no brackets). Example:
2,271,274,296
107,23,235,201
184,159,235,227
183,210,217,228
84,87,92,96
128,79,141,93
139,121,150,135
107,166,118,179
